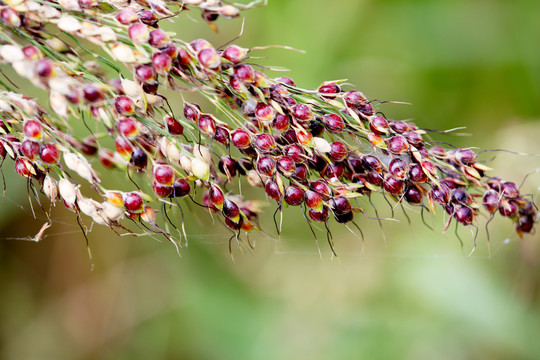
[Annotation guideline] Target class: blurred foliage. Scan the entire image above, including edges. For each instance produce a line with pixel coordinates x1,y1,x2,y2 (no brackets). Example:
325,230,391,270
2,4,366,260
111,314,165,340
1,0,540,359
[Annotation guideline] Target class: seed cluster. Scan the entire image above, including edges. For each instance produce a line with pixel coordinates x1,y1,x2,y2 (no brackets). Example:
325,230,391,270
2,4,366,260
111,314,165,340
0,0,536,257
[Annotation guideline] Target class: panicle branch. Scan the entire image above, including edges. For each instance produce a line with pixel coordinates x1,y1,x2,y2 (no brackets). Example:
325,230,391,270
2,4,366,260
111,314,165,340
0,0,536,256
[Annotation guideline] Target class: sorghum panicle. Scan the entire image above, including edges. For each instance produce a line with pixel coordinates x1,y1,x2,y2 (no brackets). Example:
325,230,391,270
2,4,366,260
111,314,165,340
0,0,535,260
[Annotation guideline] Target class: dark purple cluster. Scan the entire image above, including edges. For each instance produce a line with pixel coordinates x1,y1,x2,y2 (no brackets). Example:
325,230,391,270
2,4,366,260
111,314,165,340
0,0,535,254
483,178,536,234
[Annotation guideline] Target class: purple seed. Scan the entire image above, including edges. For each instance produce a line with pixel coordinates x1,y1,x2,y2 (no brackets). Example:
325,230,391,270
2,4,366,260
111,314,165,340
292,163,308,180
213,125,230,146
389,158,409,178
256,156,276,176
307,154,327,172
454,206,473,225
389,121,409,133
83,85,103,103
152,52,172,75
183,103,200,122
270,84,289,102
383,174,405,194
329,142,347,162
356,104,374,117
173,179,191,198
405,187,423,204
366,171,383,186
35,59,53,78
139,10,158,26
273,114,290,131
308,121,325,137
308,206,329,222
452,188,472,205
369,116,389,135
310,180,332,199
280,130,298,145
223,199,240,221
130,148,148,169
386,135,409,154
197,114,216,136
21,140,40,160
430,184,451,205
322,114,345,133
277,155,296,176
275,76,295,86
254,133,276,152
404,131,424,148
343,90,367,108
234,64,255,83
292,104,313,121
283,144,304,163
153,181,173,198
362,155,382,172
501,182,519,198
284,185,305,206
334,210,353,223
517,214,535,233
329,196,351,214
198,47,221,69
218,156,237,178
135,65,155,83
148,28,168,47
305,190,323,210
318,83,341,98
222,45,248,64
409,164,427,183
323,163,344,180
499,200,518,217
265,180,282,201
231,129,251,149
455,148,476,165
347,156,364,173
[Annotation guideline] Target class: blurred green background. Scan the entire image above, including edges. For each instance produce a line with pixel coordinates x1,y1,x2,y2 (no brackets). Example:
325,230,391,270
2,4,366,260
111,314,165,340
1,0,540,359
